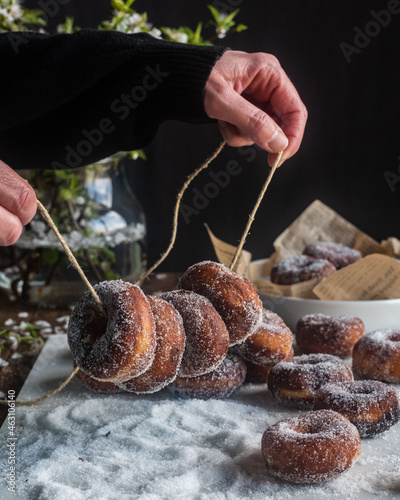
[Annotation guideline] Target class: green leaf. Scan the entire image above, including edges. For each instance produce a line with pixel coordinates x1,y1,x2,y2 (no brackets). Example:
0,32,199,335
236,24,248,32
207,5,221,22
111,0,127,11
224,8,240,24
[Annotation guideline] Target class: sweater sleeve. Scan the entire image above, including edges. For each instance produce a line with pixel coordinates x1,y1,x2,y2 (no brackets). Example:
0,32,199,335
0,30,226,169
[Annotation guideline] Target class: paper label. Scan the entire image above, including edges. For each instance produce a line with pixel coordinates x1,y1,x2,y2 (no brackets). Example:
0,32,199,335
313,254,400,300
205,224,252,278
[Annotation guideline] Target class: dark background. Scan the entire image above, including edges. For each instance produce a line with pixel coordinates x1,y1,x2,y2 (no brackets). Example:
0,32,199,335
25,0,400,271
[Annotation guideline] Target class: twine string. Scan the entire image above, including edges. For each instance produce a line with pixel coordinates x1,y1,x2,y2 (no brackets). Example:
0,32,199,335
136,140,226,286
36,200,105,315
230,151,282,272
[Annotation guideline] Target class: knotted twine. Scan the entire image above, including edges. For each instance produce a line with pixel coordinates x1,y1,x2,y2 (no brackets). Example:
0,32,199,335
0,143,282,406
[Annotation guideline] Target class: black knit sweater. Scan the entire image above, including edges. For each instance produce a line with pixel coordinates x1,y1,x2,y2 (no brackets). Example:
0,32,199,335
0,30,226,169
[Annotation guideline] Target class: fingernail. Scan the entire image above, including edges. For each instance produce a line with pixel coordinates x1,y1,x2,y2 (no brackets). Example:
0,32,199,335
267,130,288,152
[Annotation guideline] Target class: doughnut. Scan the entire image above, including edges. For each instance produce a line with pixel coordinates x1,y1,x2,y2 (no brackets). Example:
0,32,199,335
267,353,354,408
74,363,124,394
161,290,229,378
170,353,247,399
178,260,263,345
117,295,186,394
352,330,400,383
245,348,294,384
270,255,336,285
261,409,361,484
314,380,400,437
237,308,293,366
68,280,156,383
303,241,362,269
296,314,364,358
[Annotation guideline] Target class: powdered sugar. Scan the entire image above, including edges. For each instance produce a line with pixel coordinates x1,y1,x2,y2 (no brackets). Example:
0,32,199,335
178,261,263,346
270,255,336,285
303,242,362,269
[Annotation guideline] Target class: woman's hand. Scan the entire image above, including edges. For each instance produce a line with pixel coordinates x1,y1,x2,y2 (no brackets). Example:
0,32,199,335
204,50,307,166
0,160,36,246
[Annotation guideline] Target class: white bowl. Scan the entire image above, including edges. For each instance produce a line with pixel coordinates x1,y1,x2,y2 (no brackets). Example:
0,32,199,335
258,294,400,333
250,259,400,333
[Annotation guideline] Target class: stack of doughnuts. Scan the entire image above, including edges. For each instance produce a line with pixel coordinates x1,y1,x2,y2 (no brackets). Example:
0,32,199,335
68,261,265,399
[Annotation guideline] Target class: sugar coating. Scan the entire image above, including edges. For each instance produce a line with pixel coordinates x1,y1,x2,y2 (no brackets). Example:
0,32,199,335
117,296,185,394
178,260,263,346
237,309,293,366
67,280,156,382
268,354,354,408
296,313,365,358
353,330,400,383
303,241,362,269
170,353,247,399
314,380,400,437
161,290,229,378
262,409,361,484
270,255,336,285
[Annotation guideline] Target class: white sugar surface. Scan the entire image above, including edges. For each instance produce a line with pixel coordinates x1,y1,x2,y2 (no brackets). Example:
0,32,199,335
1,336,400,500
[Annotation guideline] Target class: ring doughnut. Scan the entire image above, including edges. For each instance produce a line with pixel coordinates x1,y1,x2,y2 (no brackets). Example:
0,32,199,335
237,308,293,366
267,353,354,408
296,314,364,358
161,289,229,378
178,260,263,345
261,409,361,484
303,241,362,269
117,295,186,394
352,330,400,383
170,353,247,399
270,255,336,285
68,280,156,383
314,380,400,437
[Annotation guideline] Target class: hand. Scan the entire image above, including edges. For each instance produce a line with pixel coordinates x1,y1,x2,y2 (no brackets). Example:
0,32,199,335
203,50,307,166
0,160,37,246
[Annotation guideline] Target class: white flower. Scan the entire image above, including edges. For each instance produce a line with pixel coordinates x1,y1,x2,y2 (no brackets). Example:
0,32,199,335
162,28,188,44
148,27,162,39
9,4,22,19
0,7,14,23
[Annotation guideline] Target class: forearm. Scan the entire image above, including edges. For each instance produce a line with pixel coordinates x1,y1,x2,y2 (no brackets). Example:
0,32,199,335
0,30,226,169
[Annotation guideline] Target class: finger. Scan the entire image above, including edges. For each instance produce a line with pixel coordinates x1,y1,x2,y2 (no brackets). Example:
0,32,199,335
0,205,23,246
210,87,289,154
0,160,37,226
217,121,254,147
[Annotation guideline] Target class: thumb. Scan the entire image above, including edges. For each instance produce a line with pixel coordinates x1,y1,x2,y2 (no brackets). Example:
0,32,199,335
211,88,288,153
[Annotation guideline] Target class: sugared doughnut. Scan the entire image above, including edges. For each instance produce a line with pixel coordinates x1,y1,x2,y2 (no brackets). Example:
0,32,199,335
117,295,185,394
267,353,354,408
161,290,229,378
74,363,124,394
270,255,336,285
314,380,400,437
170,353,247,399
261,409,361,484
245,348,294,384
296,314,364,358
237,308,293,366
68,280,156,383
303,241,362,269
353,330,400,383
178,260,263,346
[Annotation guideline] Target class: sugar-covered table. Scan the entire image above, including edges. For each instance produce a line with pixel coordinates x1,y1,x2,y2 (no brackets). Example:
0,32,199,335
1,334,400,500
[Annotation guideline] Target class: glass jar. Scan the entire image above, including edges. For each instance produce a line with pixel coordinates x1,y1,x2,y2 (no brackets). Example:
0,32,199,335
0,158,147,308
